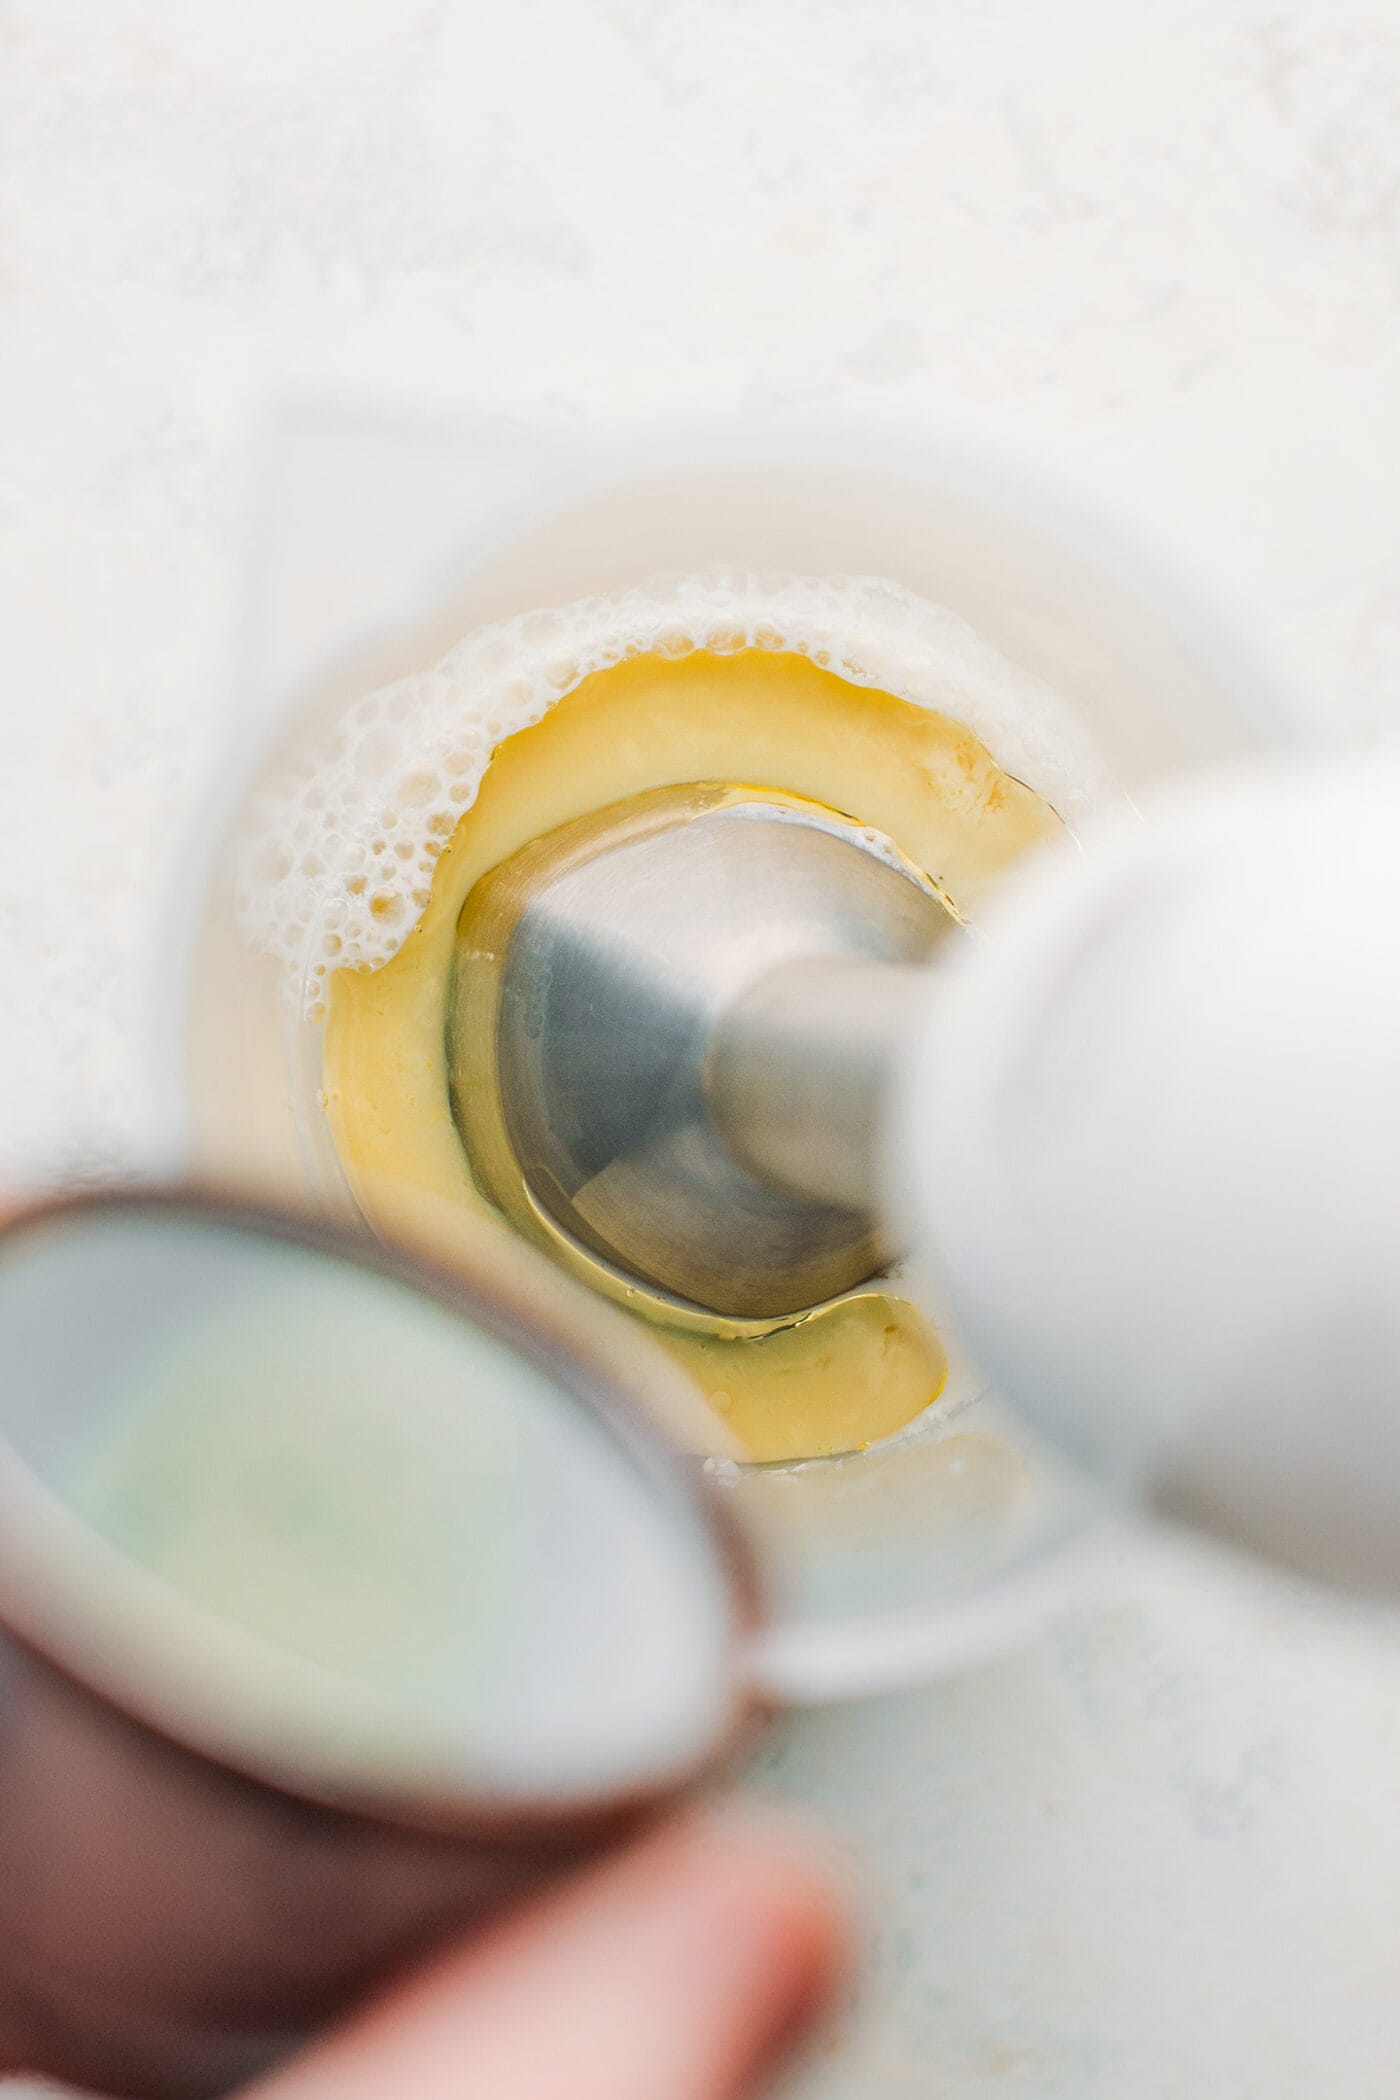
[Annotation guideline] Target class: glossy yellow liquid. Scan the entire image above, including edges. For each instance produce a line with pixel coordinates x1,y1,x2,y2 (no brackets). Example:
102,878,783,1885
320,649,1061,1462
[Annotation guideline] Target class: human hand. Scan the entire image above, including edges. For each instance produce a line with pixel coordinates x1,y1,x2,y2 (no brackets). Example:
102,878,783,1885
244,1806,847,2100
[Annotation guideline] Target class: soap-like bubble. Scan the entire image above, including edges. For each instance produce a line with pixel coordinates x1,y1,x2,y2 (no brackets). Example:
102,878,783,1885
238,570,1110,1012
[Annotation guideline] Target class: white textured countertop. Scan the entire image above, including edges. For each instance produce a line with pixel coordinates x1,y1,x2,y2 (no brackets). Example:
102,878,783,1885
3,4,1400,2093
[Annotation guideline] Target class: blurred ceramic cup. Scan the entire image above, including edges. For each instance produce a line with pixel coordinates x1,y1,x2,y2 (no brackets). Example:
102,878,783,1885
0,1189,759,2098
149,418,1282,1705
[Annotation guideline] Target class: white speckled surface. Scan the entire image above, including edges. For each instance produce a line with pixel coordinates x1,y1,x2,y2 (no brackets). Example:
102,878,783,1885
2,4,1400,2093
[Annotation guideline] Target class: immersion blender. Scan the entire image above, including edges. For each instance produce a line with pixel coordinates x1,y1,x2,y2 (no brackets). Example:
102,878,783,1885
449,751,1400,1591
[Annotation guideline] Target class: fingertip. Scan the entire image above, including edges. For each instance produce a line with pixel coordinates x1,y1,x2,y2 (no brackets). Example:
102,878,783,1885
251,1802,854,2100
635,1801,854,2055
669,1800,853,1985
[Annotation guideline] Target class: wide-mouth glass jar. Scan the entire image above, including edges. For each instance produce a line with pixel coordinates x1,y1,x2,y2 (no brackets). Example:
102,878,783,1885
148,410,1280,1702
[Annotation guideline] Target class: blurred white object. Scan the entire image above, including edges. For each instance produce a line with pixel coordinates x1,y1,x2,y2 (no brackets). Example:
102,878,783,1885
896,755,1400,1592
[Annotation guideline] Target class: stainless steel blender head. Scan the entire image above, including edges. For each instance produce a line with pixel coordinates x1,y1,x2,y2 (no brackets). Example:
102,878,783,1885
449,784,960,1323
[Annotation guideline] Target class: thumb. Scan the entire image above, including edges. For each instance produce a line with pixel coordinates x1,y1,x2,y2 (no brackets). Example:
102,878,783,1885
248,1806,849,2100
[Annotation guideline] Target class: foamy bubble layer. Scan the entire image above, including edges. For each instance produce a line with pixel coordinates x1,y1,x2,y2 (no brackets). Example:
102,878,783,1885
238,571,1112,1012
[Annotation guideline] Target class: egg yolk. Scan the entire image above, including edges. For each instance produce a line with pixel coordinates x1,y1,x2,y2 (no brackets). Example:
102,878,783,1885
319,648,1061,1462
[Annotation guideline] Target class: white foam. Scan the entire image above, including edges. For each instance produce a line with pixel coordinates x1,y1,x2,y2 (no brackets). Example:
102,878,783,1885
237,570,1112,1015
